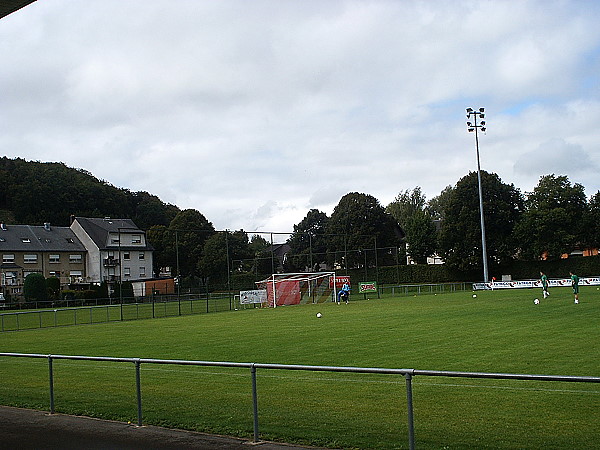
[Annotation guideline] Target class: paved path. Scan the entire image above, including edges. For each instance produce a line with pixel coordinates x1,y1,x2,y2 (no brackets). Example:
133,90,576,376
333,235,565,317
0,406,325,450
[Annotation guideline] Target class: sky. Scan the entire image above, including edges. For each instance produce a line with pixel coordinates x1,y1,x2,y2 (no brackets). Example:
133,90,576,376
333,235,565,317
1,0,600,236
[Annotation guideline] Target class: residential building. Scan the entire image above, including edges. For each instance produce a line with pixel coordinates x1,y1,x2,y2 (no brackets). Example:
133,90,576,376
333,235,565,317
70,217,154,285
0,223,87,299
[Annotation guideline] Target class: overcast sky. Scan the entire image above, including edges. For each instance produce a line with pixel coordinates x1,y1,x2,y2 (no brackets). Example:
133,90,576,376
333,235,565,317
1,0,599,235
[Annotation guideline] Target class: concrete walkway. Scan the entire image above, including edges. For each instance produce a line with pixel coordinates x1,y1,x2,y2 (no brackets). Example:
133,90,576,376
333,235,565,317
0,406,325,450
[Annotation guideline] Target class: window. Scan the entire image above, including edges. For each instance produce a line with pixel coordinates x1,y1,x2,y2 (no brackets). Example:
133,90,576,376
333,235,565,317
132,235,142,244
111,237,120,244
124,267,131,277
139,266,146,276
139,252,145,260
48,271,60,278
123,252,130,260
70,254,83,263
24,254,38,263
69,270,82,277
49,254,60,263
21,237,31,243
2,254,14,264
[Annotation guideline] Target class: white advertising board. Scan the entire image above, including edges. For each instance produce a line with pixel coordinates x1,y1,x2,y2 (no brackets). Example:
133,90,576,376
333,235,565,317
473,277,600,291
239,289,267,304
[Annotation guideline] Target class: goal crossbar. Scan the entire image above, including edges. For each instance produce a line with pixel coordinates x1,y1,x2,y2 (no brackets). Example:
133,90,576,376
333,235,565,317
256,272,337,307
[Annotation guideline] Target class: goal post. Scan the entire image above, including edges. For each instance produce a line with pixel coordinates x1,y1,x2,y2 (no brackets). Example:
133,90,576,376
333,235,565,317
256,272,337,307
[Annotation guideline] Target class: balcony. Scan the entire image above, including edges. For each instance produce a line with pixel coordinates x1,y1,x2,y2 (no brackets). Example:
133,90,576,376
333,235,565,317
103,275,121,283
103,258,120,267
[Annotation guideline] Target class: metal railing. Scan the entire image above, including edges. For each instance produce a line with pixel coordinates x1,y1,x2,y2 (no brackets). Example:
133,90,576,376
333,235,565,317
1,352,599,449
0,294,234,332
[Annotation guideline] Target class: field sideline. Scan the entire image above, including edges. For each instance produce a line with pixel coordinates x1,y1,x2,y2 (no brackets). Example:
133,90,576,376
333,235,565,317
1,286,599,449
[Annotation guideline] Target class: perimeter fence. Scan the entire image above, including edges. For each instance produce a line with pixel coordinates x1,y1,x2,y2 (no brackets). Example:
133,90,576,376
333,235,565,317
0,282,473,332
0,293,235,332
1,352,599,450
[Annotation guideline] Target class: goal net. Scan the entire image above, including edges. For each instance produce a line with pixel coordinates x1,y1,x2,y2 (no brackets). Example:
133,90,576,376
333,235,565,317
256,272,336,307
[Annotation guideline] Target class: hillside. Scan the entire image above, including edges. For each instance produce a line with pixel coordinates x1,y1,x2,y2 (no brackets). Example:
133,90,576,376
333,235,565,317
0,157,180,230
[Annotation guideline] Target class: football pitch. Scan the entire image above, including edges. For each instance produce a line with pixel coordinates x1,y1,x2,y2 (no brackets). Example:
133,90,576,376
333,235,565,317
1,287,599,449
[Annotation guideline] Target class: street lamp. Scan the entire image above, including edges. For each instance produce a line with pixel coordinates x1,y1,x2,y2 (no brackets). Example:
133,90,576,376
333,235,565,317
466,107,489,283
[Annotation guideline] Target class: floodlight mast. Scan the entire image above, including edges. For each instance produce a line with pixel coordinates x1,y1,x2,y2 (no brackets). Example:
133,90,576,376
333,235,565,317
466,107,489,283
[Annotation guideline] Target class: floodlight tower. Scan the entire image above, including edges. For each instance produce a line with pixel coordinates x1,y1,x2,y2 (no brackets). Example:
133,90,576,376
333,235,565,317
466,107,489,283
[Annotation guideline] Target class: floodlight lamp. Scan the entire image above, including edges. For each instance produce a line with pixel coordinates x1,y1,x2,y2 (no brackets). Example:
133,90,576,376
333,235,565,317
468,128,474,132
466,107,473,113
480,113,485,119
481,127,486,132
479,107,485,112
480,121,485,126
467,121,472,126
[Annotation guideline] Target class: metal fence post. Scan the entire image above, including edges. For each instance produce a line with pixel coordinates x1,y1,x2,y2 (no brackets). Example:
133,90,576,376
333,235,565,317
251,364,259,443
404,372,415,450
48,355,55,414
135,360,143,426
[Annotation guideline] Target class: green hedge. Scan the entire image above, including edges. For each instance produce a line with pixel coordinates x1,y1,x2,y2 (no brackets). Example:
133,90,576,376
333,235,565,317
346,255,600,285
203,255,600,292
494,255,600,280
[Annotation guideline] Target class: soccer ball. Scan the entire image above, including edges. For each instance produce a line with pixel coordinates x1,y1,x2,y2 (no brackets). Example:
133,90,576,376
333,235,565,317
472,294,477,298
534,299,539,305
316,312,322,318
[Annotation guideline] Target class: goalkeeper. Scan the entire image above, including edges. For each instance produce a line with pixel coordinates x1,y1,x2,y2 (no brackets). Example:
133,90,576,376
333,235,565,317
337,282,350,304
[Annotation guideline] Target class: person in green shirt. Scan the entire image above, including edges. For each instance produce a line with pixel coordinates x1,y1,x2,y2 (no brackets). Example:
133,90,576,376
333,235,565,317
540,272,550,299
569,271,579,304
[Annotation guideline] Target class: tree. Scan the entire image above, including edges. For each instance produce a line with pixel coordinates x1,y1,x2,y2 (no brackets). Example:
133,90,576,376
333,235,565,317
403,210,437,264
427,185,454,221
386,187,426,229
584,191,600,249
147,225,174,277
438,171,524,272
248,234,272,275
0,157,181,228
168,209,215,277
198,230,252,285
386,187,437,264
285,209,329,271
326,193,402,269
46,276,61,300
114,281,134,301
514,174,588,260
24,273,48,302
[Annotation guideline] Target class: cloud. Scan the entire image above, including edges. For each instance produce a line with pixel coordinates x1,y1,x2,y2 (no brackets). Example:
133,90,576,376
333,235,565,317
515,138,598,183
1,0,600,235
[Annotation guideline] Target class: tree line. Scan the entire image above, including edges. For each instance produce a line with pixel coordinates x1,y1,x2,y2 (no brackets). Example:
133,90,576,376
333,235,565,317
2,157,599,285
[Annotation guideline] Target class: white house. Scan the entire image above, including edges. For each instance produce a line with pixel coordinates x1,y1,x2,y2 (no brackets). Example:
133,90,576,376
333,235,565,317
70,217,154,285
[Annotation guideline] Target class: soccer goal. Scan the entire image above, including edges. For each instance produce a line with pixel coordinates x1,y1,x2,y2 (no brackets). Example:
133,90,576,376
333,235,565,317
255,272,336,307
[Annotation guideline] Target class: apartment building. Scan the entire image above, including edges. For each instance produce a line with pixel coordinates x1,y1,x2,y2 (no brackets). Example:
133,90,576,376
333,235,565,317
70,217,154,284
0,223,87,298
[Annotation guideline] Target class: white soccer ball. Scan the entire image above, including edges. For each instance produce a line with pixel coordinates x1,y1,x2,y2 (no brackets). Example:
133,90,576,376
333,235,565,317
472,294,477,298
316,312,322,318
534,299,539,305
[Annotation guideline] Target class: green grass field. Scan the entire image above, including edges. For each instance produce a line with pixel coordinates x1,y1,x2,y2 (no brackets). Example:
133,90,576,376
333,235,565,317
1,286,599,449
